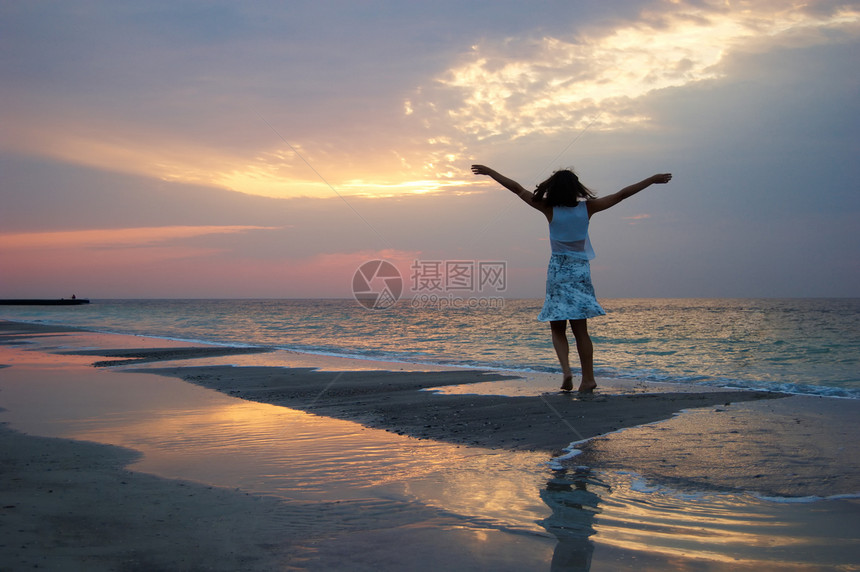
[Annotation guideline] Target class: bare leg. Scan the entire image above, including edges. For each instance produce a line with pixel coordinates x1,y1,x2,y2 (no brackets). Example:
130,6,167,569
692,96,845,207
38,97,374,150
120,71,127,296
570,319,596,393
550,320,574,391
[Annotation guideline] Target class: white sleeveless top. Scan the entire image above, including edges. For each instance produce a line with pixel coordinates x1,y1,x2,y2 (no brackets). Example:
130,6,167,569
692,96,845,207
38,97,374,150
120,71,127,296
549,202,595,260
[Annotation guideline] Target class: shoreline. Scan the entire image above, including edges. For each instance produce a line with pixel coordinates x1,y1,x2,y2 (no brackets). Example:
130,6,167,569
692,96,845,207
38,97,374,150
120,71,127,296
136,363,782,454
2,319,859,569
4,309,856,400
2,319,786,454
4,319,859,497
132,362,860,499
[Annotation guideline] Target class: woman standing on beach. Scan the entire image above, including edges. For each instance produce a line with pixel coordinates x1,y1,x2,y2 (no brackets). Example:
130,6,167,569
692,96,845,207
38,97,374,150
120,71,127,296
471,164,672,393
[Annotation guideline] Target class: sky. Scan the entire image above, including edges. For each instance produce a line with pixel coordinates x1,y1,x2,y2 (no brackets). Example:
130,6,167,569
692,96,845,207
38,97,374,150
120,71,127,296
1,0,858,299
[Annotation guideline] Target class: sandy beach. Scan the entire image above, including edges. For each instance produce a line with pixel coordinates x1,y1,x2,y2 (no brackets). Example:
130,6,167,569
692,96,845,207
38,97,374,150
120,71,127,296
2,320,859,570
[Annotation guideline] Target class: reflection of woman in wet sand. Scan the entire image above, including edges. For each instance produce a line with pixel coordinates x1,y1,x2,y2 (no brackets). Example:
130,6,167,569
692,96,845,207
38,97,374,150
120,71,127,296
471,165,672,392
539,467,608,571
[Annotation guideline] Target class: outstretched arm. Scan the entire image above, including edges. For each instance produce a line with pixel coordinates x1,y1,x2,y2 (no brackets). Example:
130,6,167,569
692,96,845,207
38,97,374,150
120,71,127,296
471,164,549,215
587,173,672,217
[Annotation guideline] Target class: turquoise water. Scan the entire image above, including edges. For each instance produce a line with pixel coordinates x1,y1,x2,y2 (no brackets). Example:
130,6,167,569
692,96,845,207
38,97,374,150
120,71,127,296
1,298,858,397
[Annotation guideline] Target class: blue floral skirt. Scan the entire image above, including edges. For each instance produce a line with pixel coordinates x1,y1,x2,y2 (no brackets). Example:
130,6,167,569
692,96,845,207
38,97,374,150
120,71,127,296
537,254,606,322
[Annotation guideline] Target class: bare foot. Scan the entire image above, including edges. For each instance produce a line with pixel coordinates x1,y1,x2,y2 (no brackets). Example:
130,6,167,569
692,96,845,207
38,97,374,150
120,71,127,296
578,379,597,394
560,375,574,392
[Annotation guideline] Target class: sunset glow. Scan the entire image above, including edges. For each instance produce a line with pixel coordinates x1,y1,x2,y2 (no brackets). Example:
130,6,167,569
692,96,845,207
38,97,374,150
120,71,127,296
1,0,858,298
0,226,278,250
430,5,860,144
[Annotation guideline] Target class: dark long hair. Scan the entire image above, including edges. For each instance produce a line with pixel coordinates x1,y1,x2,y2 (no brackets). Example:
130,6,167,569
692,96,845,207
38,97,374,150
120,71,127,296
533,169,595,207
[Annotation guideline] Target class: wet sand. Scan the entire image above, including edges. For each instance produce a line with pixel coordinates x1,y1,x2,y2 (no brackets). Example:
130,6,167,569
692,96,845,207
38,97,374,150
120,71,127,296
0,424,297,571
138,363,780,455
2,320,859,570
132,361,860,498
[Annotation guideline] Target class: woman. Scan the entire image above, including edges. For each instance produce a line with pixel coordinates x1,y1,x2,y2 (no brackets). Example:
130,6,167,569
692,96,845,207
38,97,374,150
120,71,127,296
471,164,672,393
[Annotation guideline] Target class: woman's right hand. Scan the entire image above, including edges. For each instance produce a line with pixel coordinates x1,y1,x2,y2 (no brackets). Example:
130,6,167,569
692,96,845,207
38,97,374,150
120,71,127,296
471,164,491,176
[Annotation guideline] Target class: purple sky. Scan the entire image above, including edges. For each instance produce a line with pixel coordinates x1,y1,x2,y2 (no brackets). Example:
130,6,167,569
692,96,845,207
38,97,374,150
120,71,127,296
2,0,858,298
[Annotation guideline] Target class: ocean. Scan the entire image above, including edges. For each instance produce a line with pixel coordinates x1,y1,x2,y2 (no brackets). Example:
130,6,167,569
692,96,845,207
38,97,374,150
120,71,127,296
2,297,858,398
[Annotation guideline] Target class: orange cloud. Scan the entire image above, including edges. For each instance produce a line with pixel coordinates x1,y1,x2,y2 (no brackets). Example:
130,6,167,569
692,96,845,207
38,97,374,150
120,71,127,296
411,2,860,162
0,226,279,250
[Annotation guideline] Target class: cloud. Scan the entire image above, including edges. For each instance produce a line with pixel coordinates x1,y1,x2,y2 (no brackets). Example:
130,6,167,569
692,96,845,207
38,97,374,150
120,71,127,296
0,226,279,250
1,1,858,298
0,2,454,199
407,0,859,176
4,1,856,202
622,214,652,223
